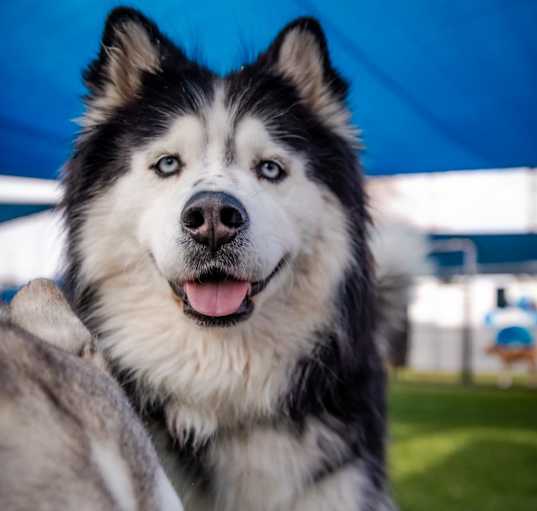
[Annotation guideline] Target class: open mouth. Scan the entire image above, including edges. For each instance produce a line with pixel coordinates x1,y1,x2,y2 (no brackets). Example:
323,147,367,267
170,258,286,326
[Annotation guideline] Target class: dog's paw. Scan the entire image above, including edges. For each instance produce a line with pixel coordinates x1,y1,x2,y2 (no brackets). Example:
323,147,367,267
165,401,218,449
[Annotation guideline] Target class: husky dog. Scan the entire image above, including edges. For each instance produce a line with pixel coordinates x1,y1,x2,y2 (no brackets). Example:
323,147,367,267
63,7,394,510
0,279,183,511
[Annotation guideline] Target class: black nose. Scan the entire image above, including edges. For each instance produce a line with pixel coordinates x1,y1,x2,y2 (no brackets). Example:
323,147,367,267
181,191,249,251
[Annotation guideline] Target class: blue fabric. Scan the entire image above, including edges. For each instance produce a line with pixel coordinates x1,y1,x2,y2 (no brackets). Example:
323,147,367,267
0,286,18,304
429,233,537,274
496,326,534,347
0,204,52,223
1,0,536,183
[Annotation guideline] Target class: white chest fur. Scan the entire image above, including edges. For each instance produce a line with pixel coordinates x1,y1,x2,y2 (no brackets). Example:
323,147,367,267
149,417,367,511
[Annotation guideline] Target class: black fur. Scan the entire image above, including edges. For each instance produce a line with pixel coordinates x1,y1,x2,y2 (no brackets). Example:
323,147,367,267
259,17,349,105
63,7,389,508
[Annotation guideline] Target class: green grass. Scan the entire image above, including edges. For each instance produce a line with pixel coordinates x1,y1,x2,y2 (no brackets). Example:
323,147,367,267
388,379,537,511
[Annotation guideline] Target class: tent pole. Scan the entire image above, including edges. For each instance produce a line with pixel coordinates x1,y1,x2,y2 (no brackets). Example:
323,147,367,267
430,239,477,385
461,275,473,386
459,241,477,385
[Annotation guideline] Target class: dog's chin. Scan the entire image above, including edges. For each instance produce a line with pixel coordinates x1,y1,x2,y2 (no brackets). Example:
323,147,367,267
168,258,287,328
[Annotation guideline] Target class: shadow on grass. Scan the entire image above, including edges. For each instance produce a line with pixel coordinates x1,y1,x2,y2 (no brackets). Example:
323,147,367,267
394,438,537,511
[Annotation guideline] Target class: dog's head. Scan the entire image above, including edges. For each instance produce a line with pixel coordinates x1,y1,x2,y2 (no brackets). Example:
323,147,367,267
65,8,369,332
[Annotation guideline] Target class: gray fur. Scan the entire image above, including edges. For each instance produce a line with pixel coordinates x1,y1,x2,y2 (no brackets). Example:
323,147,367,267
0,280,182,511
0,300,9,322
10,278,92,355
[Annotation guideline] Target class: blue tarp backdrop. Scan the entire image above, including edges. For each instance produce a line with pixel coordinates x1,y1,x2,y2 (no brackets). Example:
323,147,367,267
0,1,536,272
1,0,536,182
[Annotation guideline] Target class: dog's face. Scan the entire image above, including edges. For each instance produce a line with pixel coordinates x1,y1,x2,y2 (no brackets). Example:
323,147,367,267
131,97,322,327
67,9,365,332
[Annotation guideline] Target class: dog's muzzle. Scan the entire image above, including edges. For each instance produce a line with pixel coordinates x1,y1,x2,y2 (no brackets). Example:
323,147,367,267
176,191,251,325
169,191,286,326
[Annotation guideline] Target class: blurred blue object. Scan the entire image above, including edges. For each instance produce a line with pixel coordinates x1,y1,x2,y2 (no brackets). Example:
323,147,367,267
0,204,52,223
430,233,537,274
496,326,534,348
1,0,536,185
0,286,18,304
516,297,537,312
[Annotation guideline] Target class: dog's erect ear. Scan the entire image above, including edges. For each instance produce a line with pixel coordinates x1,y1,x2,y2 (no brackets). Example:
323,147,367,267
259,18,356,143
81,7,181,127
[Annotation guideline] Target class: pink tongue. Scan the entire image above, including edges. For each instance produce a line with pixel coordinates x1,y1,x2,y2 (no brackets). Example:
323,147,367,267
184,281,251,317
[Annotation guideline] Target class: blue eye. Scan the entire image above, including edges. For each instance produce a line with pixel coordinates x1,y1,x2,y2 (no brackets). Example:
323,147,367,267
155,155,182,176
257,160,285,181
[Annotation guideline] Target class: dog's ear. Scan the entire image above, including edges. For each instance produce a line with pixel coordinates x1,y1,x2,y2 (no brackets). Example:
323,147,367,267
259,18,356,143
10,279,93,355
81,7,182,127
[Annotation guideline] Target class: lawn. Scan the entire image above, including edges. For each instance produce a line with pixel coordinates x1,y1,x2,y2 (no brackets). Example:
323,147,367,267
388,379,537,511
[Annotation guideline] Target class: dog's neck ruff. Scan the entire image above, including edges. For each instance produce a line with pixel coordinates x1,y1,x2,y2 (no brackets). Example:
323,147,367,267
82,241,347,440
71,132,353,442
